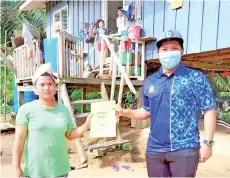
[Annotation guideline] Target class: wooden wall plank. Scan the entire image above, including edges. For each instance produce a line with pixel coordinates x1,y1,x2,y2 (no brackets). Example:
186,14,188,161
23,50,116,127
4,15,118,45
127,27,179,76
88,0,95,68
46,2,51,38
78,1,84,33
175,0,190,53
152,1,165,58
94,1,102,67
142,1,154,59
217,1,230,49
68,1,74,35
201,0,219,52
83,1,89,67
73,1,79,37
164,1,176,31
187,0,204,54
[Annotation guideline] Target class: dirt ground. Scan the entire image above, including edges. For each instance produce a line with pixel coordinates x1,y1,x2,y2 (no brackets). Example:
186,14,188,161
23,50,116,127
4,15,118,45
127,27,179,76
1,121,230,177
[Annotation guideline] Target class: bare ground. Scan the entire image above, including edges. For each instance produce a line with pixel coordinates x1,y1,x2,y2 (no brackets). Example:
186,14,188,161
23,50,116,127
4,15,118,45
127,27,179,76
1,121,230,177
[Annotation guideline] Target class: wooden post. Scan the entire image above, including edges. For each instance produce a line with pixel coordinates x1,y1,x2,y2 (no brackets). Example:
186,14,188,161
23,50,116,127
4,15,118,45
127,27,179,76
110,57,117,101
77,40,80,78
4,30,7,122
73,42,77,77
109,43,114,75
119,44,122,76
141,42,146,80
100,82,109,100
80,41,84,78
66,39,69,77
99,40,105,76
118,67,125,105
134,87,150,129
126,47,130,77
18,91,24,108
81,88,86,113
117,68,125,125
58,32,64,78
135,42,139,77
60,83,87,165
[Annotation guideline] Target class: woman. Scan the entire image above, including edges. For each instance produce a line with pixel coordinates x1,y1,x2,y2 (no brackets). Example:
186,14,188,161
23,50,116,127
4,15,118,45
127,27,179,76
12,64,91,178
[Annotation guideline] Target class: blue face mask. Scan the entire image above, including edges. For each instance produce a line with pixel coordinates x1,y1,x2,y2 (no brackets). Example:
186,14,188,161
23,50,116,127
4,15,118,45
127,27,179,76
159,51,181,69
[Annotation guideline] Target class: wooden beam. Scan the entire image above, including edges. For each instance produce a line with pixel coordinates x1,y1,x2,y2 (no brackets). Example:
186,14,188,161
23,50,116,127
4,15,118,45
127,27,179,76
76,112,90,119
135,87,150,129
81,88,86,113
146,59,230,71
184,61,230,71
71,99,105,105
107,36,156,42
60,83,87,165
0,46,13,51
62,77,143,87
110,57,117,101
146,48,230,68
100,82,109,100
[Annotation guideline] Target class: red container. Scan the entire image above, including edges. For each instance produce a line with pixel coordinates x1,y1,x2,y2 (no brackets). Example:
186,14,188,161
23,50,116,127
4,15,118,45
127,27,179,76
128,26,141,39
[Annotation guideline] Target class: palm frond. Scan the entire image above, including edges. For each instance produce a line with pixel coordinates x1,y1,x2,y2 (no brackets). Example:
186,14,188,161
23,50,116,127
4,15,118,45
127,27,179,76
214,73,230,92
1,0,46,45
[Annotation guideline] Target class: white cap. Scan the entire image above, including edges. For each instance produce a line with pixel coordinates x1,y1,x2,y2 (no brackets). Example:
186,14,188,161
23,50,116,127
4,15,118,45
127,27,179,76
32,63,56,85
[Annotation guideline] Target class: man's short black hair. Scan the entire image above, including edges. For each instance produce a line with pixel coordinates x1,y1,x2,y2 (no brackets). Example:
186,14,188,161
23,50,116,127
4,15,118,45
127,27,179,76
118,7,122,10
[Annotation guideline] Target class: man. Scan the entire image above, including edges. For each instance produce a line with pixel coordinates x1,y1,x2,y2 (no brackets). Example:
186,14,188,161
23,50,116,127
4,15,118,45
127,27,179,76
116,30,216,177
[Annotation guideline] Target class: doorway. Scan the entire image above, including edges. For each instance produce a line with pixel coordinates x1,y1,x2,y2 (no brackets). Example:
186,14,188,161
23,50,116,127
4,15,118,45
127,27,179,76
106,0,123,34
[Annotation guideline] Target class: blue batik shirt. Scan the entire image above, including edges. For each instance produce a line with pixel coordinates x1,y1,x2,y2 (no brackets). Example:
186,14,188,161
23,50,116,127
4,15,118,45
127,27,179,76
143,62,216,152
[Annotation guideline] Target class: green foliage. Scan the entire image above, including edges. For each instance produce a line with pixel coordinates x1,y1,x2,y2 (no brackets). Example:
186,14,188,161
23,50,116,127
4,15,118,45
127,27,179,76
216,92,230,97
121,143,131,152
213,73,230,92
1,0,46,45
217,111,230,124
122,91,137,109
0,105,12,114
68,89,101,113
0,61,14,104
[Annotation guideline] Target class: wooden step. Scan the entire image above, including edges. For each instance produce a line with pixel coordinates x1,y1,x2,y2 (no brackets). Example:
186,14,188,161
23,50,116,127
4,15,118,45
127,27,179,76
75,112,90,119
84,139,131,151
71,99,105,105
91,68,110,73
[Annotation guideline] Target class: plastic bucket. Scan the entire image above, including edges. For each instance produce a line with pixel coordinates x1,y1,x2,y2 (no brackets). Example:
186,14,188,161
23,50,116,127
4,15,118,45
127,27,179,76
128,26,141,39
23,91,38,104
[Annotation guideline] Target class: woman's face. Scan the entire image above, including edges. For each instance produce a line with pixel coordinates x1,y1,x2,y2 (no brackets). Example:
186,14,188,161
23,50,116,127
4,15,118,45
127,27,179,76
99,21,104,27
34,75,56,101
117,9,122,16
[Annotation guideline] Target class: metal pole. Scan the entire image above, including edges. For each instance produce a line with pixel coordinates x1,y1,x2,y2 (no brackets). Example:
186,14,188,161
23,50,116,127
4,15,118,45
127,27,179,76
4,30,7,123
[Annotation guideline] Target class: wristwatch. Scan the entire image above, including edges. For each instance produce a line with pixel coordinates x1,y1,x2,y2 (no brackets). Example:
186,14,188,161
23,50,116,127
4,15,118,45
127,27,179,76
203,139,215,147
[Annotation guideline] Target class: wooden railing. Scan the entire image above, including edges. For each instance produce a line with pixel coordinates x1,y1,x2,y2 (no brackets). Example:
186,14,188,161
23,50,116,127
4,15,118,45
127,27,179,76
57,31,84,78
13,40,41,80
99,36,154,81
100,34,137,95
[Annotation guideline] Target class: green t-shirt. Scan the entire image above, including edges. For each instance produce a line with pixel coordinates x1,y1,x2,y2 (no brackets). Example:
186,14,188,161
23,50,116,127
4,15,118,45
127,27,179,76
16,100,76,177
